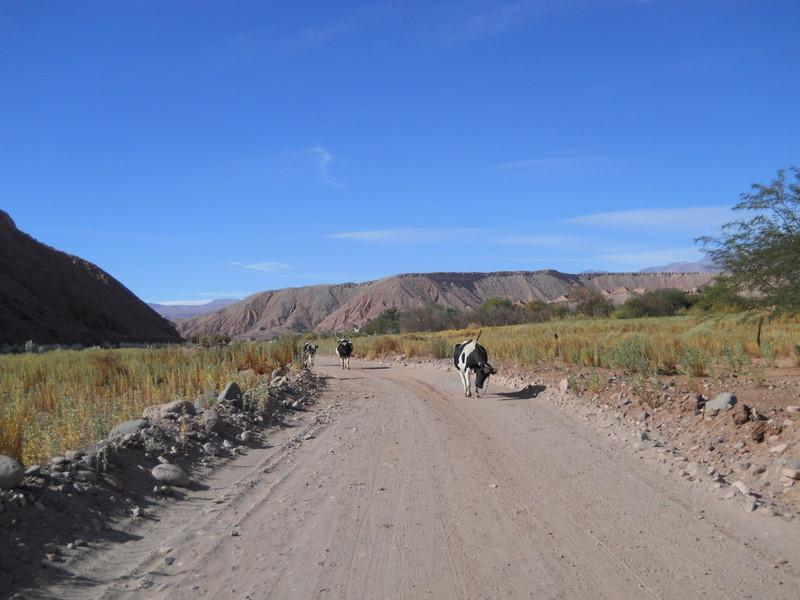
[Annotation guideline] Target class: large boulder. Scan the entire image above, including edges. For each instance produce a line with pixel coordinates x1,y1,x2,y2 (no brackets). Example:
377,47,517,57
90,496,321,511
705,392,737,413
218,381,241,405
142,400,196,421
203,408,223,433
151,463,190,487
109,418,149,439
0,455,25,490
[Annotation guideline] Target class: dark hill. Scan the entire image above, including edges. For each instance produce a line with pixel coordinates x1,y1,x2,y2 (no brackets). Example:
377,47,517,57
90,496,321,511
0,210,182,346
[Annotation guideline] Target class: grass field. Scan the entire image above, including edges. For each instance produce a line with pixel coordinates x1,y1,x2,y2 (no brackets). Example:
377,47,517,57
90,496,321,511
0,340,299,464
321,313,800,375
4,313,799,465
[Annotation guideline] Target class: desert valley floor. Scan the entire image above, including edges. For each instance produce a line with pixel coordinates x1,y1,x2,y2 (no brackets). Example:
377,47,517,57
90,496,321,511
13,356,799,599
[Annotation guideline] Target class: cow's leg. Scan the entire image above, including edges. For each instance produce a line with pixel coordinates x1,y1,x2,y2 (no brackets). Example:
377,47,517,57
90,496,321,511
466,370,473,397
459,369,468,396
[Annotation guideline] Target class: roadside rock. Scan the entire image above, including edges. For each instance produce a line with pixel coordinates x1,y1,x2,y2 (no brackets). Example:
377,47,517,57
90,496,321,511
64,450,84,461
781,468,800,480
694,395,707,415
705,392,737,413
109,418,148,439
731,404,751,426
143,400,196,421
731,480,750,496
751,422,768,443
218,381,242,406
151,464,190,488
203,408,223,433
0,455,25,490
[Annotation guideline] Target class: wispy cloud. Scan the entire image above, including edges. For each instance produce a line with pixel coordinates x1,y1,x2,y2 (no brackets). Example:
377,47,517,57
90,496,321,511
492,234,580,247
499,157,583,170
568,206,733,229
229,262,295,273
327,227,482,244
443,1,581,41
275,17,360,53
310,145,342,188
498,152,615,175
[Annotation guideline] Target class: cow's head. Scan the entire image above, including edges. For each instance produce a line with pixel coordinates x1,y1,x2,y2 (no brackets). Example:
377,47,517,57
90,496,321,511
474,361,497,389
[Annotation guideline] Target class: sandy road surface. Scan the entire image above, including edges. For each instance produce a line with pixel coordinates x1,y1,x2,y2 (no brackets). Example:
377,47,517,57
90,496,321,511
25,357,800,599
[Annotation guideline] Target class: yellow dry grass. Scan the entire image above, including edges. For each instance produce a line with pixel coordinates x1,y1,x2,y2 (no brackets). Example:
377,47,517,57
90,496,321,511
320,313,800,374
0,340,299,464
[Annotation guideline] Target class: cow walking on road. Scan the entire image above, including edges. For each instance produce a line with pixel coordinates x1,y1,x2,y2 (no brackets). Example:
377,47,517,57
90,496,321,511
453,338,496,398
302,342,318,368
336,338,353,369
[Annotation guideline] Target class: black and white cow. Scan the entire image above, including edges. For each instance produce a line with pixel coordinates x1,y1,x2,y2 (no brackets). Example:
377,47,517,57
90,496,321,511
335,338,353,369
302,342,318,368
453,339,497,398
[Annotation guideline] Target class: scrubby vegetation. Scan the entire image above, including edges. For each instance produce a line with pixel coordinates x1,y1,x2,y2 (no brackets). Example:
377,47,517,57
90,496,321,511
700,166,800,310
329,313,800,378
359,283,753,336
0,340,301,464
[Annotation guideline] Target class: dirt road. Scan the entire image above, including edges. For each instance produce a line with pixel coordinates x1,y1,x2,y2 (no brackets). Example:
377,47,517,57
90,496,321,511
27,357,800,599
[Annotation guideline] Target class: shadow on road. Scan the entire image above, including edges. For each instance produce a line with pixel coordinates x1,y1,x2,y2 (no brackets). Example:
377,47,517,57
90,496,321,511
494,384,547,401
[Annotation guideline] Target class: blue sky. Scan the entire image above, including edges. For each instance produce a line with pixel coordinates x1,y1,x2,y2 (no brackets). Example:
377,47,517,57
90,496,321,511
2,1,798,304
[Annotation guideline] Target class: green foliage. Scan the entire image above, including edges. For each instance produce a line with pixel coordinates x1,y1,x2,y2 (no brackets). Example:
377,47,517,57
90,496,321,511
721,343,748,375
573,287,613,317
615,288,696,319
691,279,751,313
699,166,800,310
679,346,711,377
362,308,401,335
471,297,524,326
399,305,465,332
608,336,654,376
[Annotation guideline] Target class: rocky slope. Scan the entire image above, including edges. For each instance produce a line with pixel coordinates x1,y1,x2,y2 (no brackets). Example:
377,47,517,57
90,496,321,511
0,210,182,346
178,270,717,339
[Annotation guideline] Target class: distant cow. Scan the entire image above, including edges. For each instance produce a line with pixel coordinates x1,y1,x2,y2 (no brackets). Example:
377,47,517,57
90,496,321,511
302,342,318,368
336,338,353,369
453,338,497,398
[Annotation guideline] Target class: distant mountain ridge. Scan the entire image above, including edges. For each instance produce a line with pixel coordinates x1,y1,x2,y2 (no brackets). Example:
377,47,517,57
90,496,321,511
149,299,241,321
0,210,182,346
177,270,717,339
639,258,720,273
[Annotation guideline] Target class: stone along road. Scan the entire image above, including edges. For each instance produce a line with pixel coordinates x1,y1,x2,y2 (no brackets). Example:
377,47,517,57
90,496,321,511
29,357,800,599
